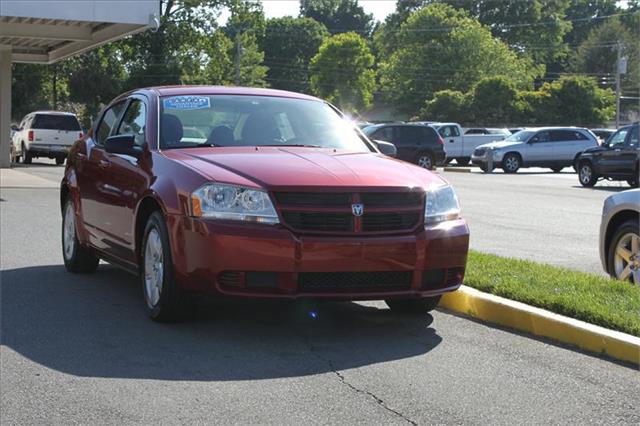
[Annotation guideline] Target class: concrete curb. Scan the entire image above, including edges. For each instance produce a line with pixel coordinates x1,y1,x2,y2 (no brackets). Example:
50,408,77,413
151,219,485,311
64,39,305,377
442,167,472,173
439,286,640,366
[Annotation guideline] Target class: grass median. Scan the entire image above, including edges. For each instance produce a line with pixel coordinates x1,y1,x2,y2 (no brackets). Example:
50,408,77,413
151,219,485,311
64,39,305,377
463,251,640,337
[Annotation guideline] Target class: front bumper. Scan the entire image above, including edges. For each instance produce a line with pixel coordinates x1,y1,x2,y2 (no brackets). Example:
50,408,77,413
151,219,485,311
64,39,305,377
166,216,470,299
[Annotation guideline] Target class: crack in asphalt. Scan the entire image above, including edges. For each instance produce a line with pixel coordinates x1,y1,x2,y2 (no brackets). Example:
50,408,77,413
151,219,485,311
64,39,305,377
301,332,418,426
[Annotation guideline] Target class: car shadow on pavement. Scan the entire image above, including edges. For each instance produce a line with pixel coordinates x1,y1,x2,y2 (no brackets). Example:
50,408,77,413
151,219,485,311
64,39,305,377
1,265,442,381
571,185,630,192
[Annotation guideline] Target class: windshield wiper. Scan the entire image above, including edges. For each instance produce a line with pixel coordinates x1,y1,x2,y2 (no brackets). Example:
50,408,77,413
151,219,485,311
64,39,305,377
262,144,322,148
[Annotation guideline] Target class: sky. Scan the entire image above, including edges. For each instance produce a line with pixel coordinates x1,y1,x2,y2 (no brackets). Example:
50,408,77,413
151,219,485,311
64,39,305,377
218,0,397,24
262,0,397,21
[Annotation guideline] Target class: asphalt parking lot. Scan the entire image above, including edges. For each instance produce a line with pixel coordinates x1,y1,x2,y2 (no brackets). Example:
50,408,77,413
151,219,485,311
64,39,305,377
1,161,638,425
441,167,631,275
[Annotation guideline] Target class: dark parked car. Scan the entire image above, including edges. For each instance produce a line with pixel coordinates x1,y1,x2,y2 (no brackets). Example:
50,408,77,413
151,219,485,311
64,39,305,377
577,123,639,187
61,86,470,322
362,123,446,170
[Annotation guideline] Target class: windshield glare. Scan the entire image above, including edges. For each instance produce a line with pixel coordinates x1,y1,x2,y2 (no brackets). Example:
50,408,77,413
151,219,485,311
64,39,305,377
159,95,369,151
504,130,535,142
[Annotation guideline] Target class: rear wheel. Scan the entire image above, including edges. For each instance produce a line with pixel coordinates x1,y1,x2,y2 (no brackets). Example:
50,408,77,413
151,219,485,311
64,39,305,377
142,211,189,322
551,166,563,173
607,220,639,285
21,143,32,164
578,161,598,187
416,152,435,170
502,153,520,173
62,198,99,273
386,296,441,314
456,157,470,166
55,155,65,166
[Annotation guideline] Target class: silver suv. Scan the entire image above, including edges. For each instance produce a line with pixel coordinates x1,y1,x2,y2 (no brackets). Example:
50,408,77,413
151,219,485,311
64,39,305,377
600,189,639,285
471,127,598,173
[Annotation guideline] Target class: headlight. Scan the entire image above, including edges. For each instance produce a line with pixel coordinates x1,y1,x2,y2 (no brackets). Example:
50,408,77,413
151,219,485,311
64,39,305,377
425,185,461,225
190,183,279,224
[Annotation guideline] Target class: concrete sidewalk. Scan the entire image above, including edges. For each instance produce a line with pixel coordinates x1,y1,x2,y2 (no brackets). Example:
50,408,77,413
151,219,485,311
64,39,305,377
0,168,59,189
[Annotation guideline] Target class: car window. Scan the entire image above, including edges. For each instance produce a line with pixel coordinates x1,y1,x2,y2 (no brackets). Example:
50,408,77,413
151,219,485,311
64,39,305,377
465,129,484,135
395,126,422,144
550,130,584,142
608,128,629,147
95,101,127,146
159,95,369,151
627,126,638,146
532,131,551,143
116,100,147,147
439,126,459,138
421,126,437,142
371,127,393,142
32,114,81,131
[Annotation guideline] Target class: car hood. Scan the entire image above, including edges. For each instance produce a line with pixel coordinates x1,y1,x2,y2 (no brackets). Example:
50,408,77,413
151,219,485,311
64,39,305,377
477,140,524,150
163,146,446,190
583,145,608,154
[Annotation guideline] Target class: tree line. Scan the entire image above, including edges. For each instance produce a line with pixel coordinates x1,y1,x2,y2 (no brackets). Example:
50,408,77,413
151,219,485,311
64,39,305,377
12,0,640,127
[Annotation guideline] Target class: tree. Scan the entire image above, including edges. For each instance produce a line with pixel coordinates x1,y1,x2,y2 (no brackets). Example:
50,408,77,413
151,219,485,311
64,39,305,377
415,90,469,123
562,0,618,47
300,0,374,36
11,64,50,121
436,0,572,64
261,17,329,93
570,16,639,97
66,44,127,125
468,77,520,125
539,76,615,125
379,3,541,115
309,32,375,111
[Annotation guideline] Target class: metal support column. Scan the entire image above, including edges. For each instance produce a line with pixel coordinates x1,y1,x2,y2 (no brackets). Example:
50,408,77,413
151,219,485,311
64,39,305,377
0,46,12,168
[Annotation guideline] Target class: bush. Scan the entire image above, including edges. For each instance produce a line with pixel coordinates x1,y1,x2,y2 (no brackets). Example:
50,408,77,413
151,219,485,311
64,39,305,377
415,90,469,123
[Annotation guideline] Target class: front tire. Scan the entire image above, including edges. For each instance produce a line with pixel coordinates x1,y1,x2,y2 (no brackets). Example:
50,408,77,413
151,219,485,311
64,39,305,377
457,157,470,166
502,153,521,173
141,211,188,322
62,198,99,273
55,155,65,166
578,161,598,187
416,152,435,170
385,296,441,314
607,220,639,285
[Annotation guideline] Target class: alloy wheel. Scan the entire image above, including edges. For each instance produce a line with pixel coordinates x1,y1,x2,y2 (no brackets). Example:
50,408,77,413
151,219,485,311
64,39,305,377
613,232,640,285
63,202,76,260
579,165,592,184
417,155,432,169
505,156,519,172
144,228,164,307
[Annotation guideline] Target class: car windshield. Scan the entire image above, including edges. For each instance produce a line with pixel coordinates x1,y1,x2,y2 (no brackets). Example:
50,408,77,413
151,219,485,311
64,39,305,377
159,95,370,151
504,130,535,142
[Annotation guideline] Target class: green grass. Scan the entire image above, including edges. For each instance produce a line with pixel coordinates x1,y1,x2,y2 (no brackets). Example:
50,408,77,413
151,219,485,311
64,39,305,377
464,251,640,337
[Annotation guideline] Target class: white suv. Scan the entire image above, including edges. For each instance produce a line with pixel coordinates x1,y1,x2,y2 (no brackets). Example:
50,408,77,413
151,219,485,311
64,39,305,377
12,111,83,165
471,127,598,173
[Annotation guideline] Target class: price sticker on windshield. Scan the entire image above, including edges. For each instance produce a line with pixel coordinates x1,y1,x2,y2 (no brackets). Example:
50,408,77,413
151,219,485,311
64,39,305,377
163,96,210,110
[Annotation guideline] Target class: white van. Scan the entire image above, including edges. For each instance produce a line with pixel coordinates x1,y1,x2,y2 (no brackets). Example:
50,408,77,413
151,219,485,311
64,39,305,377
12,111,83,165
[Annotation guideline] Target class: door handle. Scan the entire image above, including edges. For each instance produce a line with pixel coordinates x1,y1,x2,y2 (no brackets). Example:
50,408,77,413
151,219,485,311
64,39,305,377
614,149,621,152
98,159,111,169
449,139,454,143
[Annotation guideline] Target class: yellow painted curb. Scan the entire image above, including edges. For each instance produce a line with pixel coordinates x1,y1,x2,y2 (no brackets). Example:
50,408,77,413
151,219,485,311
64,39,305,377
442,167,471,173
440,286,640,366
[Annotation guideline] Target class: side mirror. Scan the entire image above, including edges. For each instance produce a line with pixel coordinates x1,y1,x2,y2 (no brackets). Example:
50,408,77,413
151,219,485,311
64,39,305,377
374,140,397,158
529,137,538,143
10,124,19,131
104,134,142,157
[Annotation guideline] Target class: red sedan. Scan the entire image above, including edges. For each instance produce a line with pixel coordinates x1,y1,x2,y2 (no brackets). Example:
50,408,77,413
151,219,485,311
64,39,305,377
61,86,469,322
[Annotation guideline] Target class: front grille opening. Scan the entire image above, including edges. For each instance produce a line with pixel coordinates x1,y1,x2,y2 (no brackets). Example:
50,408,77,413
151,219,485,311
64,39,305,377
275,192,351,206
299,271,412,293
362,212,421,232
218,271,243,287
360,192,423,207
282,212,353,232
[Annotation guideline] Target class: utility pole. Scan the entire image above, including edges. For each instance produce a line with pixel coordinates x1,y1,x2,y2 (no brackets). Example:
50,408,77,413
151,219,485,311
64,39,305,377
235,31,241,86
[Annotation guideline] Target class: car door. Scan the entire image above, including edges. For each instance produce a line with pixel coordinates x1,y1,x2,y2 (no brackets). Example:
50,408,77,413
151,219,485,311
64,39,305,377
91,97,151,262
550,130,578,165
598,127,630,175
525,130,554,165
438,125,462,157
79,100,128,252
389,126,414,161
618,125,639,175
